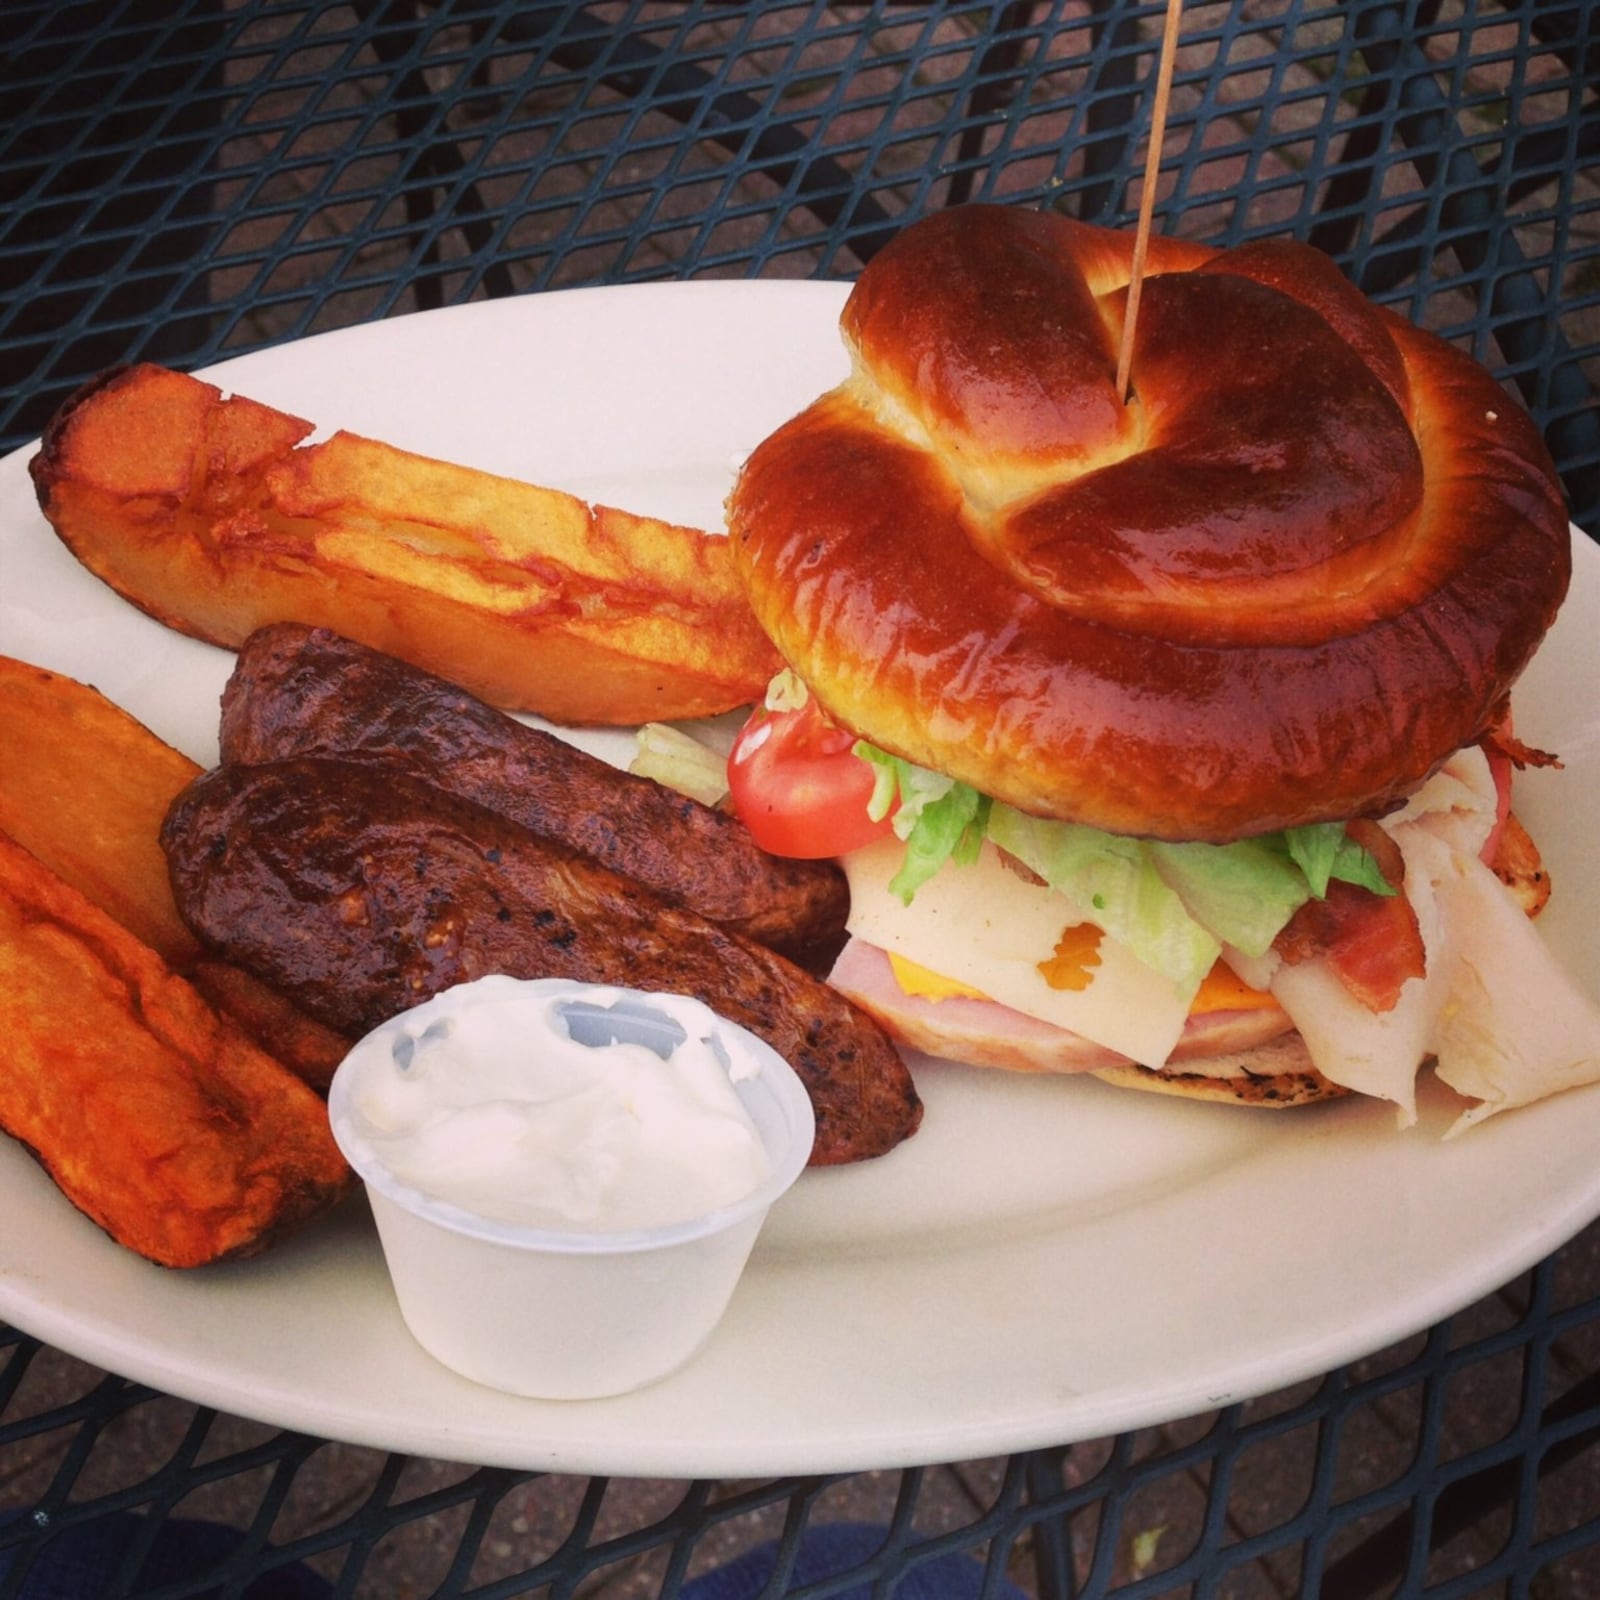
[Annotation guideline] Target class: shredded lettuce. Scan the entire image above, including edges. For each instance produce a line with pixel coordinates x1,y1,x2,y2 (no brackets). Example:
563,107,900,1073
988,806,1222,991
858,747,990,899
853,742,1397,988
763,668,812,714
1144,837,1313,960
1285,822,1395,898
630,722,730,807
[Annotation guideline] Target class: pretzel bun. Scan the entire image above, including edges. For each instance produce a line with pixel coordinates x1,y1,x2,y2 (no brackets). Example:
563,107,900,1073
726,206,1570,841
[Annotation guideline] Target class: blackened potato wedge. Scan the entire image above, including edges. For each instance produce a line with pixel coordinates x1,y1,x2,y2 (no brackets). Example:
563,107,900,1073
219,623,848,969
162,758,921,1165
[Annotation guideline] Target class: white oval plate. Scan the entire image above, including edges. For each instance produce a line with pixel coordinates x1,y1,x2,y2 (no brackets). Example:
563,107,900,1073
2,282,1598,1478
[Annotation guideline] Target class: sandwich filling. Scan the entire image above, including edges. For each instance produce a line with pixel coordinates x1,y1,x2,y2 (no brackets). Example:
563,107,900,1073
701,671,1600,1135
829,739,1600,1134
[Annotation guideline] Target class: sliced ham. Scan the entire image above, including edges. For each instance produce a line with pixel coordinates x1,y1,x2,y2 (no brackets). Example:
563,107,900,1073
828,938,1292,1076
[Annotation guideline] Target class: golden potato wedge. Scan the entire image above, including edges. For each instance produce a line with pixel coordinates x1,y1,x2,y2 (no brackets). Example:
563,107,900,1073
30,364,780,723
0,831,350,1268
0,654,349,1090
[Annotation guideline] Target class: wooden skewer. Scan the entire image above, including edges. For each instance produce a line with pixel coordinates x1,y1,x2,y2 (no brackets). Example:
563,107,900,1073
1116,0,1186,405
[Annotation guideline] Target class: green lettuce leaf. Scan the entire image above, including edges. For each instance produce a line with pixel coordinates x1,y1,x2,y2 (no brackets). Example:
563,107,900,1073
987,806,1222,992
857,746,990,900
1285,822,1395,898
1144,837,1313,959
852,742,1398,988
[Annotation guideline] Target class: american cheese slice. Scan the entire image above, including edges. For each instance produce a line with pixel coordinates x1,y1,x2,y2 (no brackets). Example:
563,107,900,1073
890,948,1277,1015
842,838,1195,1066
886,953,985,1001
1190,962,1283,1015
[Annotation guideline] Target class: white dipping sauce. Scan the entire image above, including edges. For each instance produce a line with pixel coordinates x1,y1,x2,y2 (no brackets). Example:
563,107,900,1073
350,981,774,1232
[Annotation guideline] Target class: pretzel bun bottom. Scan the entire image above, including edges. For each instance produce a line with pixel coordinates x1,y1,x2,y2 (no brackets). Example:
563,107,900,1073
727,207,1570,841
1090,1039,1348,1110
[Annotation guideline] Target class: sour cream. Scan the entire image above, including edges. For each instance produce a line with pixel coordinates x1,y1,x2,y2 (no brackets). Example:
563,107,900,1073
346,979,774,1232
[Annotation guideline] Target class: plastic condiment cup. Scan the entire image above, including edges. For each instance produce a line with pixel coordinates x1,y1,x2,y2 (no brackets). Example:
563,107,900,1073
328,977,815,1400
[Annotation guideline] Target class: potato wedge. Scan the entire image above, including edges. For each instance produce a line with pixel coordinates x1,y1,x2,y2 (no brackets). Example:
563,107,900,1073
30,364,780,723
0,654,348,1090
0,831,350,1268
0,654,201,964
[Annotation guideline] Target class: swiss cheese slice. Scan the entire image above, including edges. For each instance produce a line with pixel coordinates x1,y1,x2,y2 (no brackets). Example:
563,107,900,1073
841,838,1194,1066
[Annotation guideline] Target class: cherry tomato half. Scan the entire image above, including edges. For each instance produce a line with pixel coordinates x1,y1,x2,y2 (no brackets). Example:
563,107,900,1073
726,696,895,858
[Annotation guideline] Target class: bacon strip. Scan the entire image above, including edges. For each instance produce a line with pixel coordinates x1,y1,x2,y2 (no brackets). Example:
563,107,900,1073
1480,707,1561,773
1274,821,1425,1012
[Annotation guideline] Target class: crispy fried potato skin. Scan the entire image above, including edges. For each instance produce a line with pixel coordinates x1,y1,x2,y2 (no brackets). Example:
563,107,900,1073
162,758,923,1166
0,832,350,1268
30,364,780,724
0,654,348,1090
221,623,849,969
184,961,350,1093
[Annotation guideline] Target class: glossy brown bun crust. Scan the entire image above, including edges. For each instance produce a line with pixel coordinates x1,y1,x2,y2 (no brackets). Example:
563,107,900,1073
726,206,1571,841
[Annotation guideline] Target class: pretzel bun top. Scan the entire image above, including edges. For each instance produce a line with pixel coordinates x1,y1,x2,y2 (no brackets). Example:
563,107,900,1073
725,206,1571,842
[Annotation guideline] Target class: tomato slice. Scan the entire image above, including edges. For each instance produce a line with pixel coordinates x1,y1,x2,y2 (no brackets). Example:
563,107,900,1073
726,696,895,858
